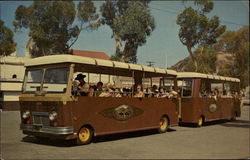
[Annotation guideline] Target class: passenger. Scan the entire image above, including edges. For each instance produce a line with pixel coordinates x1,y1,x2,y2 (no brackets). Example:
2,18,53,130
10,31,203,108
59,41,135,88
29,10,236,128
134,85,144,98
145,87,153,97
92,85,97,91
234,91,241,99
214,87,220,96
99,83,114,97
72,79,80,96
227,91,232,97
203,90,209,98
151,85,158,97
74,73,89,96
199,91,203,98
168,86,178,98
211,90,217,101
240,88,245,97
95,81,103,97
158,87,167,98
88,86,95,97
122,88,130,97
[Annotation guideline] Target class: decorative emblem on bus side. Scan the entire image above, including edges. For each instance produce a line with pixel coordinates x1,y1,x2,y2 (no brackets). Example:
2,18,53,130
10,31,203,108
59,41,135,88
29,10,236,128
99,104,144,121
113,105,134,121
208,104,217,113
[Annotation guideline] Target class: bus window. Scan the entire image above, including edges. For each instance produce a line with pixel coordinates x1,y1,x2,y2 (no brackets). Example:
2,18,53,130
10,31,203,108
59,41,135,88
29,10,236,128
211,83,223,97
43,67,69,93
182,79,193,97
163,78,174,93
23,69,43,93
223,82,232,97
199,79,211,98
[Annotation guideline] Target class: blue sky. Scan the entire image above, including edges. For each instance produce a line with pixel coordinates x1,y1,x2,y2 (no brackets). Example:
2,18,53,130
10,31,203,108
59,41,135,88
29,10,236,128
0,1,249,68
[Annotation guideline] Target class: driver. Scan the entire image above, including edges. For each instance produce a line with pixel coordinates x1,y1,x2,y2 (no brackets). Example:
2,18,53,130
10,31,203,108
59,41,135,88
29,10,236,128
73,73,89,96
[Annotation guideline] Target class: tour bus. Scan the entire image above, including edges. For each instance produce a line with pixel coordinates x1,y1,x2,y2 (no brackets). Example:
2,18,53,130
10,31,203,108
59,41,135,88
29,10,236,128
172,72,241,127
19,54,179,145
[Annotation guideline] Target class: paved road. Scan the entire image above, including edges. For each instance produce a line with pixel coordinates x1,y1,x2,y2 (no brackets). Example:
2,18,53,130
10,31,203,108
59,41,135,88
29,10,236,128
1,106,249,159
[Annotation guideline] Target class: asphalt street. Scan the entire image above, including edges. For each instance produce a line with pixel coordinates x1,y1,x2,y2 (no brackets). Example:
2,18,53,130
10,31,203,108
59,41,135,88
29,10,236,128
1,106,249,159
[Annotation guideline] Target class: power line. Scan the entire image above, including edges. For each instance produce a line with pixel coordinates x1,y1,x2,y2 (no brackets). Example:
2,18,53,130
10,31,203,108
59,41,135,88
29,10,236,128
220,20,248,26
150,7,179,15
151,4,183,12
149,6,247,27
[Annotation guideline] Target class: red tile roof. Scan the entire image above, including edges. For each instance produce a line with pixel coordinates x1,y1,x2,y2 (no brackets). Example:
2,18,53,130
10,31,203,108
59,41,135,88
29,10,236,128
72,50,110,60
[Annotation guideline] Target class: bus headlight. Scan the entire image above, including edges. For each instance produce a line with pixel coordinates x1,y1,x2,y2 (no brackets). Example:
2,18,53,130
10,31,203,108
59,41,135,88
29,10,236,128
49,112,57,121
22,111,30,119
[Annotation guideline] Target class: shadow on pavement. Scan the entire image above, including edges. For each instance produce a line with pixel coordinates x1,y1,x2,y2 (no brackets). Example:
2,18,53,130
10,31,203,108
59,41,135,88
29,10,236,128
178,123,198,128
219,119,250,129
21,128,176,147
179,119,231,127
22,136,76,147
180,119,250,129
93,128,176,144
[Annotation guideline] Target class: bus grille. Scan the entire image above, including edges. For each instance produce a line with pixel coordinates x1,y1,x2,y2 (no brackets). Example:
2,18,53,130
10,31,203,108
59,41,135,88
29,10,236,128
32,112,50,126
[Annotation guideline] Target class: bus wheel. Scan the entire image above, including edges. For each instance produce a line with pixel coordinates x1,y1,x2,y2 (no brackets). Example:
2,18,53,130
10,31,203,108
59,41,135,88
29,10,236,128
231,112,237,121
197,116,203,127
77,126,93,145
158,116,169,133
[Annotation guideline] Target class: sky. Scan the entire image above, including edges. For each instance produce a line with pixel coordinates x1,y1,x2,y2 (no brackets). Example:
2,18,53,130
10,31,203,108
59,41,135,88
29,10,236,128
0,1,249,68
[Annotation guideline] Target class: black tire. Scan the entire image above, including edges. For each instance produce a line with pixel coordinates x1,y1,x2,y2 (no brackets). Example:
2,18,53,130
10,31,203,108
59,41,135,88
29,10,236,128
158,116,169,133
35,136,49,142
231,112,237,121
76,126,93,145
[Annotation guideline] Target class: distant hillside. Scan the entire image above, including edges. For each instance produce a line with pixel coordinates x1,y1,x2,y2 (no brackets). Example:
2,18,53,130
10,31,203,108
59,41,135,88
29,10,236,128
170,51,234,73
170,57,189,72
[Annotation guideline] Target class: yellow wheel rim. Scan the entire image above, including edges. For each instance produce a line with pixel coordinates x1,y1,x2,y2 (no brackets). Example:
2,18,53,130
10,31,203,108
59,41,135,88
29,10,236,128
198,117,203,126
79,128,90,142
160,118,167,131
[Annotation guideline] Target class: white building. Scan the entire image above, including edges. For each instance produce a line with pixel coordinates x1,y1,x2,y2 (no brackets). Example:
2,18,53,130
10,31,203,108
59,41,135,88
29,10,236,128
0,45,31,110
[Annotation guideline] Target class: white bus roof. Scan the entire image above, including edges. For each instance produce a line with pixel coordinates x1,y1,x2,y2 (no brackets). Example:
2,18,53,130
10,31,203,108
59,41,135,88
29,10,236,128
24,54,177,76
177,72,240,82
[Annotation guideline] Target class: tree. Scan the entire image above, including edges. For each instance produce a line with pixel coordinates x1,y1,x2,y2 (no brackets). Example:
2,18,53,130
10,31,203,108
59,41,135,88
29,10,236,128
184,47,217,73
0,20,16,56
100,0,154,63
176,0,226,71
13,0,98,57
214,26,249,88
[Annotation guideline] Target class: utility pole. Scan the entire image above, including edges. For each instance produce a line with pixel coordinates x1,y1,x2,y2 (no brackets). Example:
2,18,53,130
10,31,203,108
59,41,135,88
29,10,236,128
146,61,155,67
165,53,168,69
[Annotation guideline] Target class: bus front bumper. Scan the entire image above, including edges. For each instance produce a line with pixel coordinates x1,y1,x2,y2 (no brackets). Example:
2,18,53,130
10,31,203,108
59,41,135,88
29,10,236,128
20,123,74,135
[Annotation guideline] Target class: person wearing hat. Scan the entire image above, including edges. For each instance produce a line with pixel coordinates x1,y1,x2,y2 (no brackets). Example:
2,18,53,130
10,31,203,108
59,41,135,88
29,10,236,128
73,73,89,96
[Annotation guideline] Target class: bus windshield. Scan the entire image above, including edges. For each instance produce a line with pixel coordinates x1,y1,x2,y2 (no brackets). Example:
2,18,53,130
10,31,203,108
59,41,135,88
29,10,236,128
23,67,69,93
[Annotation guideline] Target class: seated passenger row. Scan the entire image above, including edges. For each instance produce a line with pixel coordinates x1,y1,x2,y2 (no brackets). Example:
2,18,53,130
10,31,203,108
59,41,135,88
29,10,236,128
72,73,178,98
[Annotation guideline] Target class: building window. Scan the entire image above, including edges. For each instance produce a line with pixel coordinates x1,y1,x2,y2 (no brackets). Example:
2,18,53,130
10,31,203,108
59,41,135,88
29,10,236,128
12,74,17,79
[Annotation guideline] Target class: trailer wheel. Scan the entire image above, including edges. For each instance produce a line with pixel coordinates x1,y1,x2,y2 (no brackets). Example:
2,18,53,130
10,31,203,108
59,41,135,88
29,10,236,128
197,116,203,127
231,112,237,121
77,126,93,145
158,116,169,133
